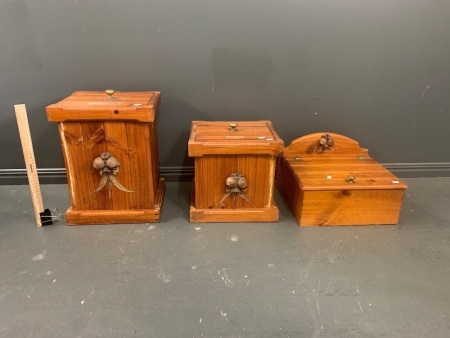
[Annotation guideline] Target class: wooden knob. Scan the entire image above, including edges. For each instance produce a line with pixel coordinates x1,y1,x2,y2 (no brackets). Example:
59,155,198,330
105,89,115,98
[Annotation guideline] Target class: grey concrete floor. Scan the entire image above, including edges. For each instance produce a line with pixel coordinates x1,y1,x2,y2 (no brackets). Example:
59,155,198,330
1,178,450,338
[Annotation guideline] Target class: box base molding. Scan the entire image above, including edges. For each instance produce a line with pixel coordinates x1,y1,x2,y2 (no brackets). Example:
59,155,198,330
65,178,165,225
189,184,279,222
189,206,279,223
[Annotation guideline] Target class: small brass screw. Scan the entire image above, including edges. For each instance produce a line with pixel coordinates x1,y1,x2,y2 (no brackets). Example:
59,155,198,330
105,89,115,98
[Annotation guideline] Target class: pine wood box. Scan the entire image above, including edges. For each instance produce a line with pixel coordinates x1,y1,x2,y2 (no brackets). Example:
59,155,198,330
46,90,164,225
276,132,407,226
188,121,284,222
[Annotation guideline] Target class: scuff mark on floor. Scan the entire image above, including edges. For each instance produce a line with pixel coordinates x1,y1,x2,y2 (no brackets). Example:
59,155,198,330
32,250,46,261
228,235,239,242
218,268,233,287
157,271,172,283
421,84,430,98
316,280,324,330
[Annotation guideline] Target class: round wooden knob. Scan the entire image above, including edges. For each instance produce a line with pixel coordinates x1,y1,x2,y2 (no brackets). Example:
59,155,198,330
229,123,238,132
105,89,115,98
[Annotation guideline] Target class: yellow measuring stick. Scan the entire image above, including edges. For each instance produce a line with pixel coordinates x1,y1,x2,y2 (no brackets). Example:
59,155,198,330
15,104,44,227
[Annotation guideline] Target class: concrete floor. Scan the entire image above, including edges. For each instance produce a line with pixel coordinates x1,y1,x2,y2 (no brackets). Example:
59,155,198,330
1,178,450,337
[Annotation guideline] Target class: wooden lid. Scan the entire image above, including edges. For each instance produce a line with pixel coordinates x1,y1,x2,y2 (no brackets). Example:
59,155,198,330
188,120,284,157
283,132,407,191
46,91,160,122
286,155,407,191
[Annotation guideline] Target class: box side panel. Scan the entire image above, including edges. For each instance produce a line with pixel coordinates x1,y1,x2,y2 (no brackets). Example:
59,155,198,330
149,117,160,195
194,155,273,209
300,189,405,226
126,122,155,209
276,156,304,224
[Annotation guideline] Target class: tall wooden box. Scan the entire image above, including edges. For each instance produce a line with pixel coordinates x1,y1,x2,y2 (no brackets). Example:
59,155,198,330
276,132,407,226
46,90,165,225
188,121,284,222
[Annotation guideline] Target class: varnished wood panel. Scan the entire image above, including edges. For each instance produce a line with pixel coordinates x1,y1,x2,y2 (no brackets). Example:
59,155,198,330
194,155,274,209
59,122,92,210
80,122,112,210
276,156,303,218
149,118,160,196
126,122,154,209
103,121,133,210
299,190,405,226
65,178,165,225
283,132,369,156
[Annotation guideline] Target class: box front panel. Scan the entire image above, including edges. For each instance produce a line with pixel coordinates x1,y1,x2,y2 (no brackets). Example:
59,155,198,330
300,189,405,225
80,122,112,210
60,122,97,211
60,121,157,211
194,155,275,209
102,121,134,210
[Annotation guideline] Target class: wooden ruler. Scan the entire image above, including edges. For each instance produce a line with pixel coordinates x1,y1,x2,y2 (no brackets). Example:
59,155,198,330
15,104,44,227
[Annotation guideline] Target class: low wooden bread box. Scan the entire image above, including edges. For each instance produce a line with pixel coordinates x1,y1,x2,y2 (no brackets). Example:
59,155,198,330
46,90,164,225
188,121,284,222
276,132,407,226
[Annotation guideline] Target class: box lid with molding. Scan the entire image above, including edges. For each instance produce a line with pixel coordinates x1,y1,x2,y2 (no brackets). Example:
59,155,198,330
188,120,283,157
46,90,160,123
281,132,407,191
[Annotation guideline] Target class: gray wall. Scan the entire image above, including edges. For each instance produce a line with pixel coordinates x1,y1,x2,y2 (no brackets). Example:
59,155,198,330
1,0,450,182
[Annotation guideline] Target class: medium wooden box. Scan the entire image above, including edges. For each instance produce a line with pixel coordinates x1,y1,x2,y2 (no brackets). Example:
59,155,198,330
46,90,165,225
188,121,284,222
276,132,407,226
